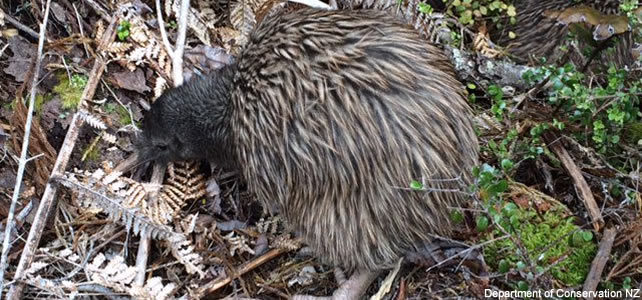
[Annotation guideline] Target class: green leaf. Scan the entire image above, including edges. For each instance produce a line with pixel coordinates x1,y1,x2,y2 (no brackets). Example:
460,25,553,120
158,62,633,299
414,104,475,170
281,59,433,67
581,230,593,242
451,210,464,224
410,180,423,190
501,159,514,171
502,202,518,217
487,179,508,197
476,216,489,232
498,259,510,273
418,2,433,14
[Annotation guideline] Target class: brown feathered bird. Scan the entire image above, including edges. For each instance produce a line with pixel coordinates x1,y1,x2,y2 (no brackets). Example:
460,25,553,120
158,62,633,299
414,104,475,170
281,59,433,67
134,8,479,299
495,0,634,67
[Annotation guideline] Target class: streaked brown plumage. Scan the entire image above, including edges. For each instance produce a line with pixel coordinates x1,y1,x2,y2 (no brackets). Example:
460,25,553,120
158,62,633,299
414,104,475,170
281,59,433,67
136,8,478,297
495,0,634,66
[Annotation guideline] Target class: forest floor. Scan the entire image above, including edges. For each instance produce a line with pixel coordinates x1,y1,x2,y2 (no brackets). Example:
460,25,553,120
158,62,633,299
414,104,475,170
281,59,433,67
0,0,641,299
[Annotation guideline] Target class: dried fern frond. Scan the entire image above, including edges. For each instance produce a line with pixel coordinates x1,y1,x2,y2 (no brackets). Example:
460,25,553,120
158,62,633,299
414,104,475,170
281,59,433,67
101,131,118,144
272,234,303,251
256,216,281,234
154,76,168,99
104,41,133,54
87,253,177,300
165,161,207,202
53,171,187,242
168,239,206,278
230,1,257,46
168,0,214,46
224,231,255,256
95,19,105,41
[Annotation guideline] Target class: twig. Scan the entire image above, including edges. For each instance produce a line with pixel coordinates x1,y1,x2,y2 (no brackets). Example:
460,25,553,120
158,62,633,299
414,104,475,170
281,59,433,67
2,12,42,41
134,163,166,286
5,17,119,300
172,0,190,85
193,245,298,298
583,227,617,298
543,132,604,231
0,44,9,58
155,0,174,57
287,0,332,9
0,1,52,298
72,3,90,57
155,0,190,86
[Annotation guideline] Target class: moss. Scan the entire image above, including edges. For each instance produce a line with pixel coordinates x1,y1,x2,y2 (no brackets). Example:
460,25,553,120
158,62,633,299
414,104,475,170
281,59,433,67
34,93,56,114
104,103,133,126
116,105,132,126
4,93,52,114
624,122,642,144
53,73,88,110
483,206,597,286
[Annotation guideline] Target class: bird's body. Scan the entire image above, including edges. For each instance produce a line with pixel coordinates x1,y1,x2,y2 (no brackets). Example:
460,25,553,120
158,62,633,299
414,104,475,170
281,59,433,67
138,8,478,298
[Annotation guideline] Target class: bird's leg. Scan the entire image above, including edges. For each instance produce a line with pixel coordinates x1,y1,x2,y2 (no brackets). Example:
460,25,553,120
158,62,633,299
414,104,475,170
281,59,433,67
293,269,380,300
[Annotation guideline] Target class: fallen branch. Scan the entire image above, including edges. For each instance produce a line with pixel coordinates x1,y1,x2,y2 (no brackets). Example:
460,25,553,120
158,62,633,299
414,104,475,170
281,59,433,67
583,227,616,298
5,17,119,300
0,1,52,298
543,132,604,231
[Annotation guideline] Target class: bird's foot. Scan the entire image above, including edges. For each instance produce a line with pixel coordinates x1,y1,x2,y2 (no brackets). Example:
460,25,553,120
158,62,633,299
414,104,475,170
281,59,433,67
292,269,379,300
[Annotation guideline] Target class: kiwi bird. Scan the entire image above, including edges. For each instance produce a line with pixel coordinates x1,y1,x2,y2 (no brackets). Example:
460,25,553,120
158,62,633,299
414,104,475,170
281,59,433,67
134,8,479,299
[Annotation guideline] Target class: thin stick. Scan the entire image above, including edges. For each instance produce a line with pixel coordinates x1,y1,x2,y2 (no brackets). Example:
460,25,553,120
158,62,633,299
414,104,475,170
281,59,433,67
0,1,52,298
6,18,119,300
583,227,616,298
194,246,297,297
0,44,9,58
155,0,174,57
2,12,42,41
171,0,190,85
72,3,90,57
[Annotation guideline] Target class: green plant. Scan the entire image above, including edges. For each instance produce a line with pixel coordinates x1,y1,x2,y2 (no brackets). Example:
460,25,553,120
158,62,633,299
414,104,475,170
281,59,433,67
418,2,434,15
483,206,597,286
117,20,131,41
53,73,88,110
448,0,516,27
487,84,507,120
522,64,640,153
105,103,133,126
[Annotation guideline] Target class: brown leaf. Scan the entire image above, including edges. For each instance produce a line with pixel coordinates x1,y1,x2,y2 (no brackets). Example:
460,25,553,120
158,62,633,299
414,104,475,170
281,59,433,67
3,36,35,82
50,1,67,23
112,68,150,94
512,194,530,209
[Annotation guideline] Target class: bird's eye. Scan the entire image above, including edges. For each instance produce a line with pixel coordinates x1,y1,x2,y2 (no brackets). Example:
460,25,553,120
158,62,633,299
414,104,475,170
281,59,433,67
156,144,168,151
